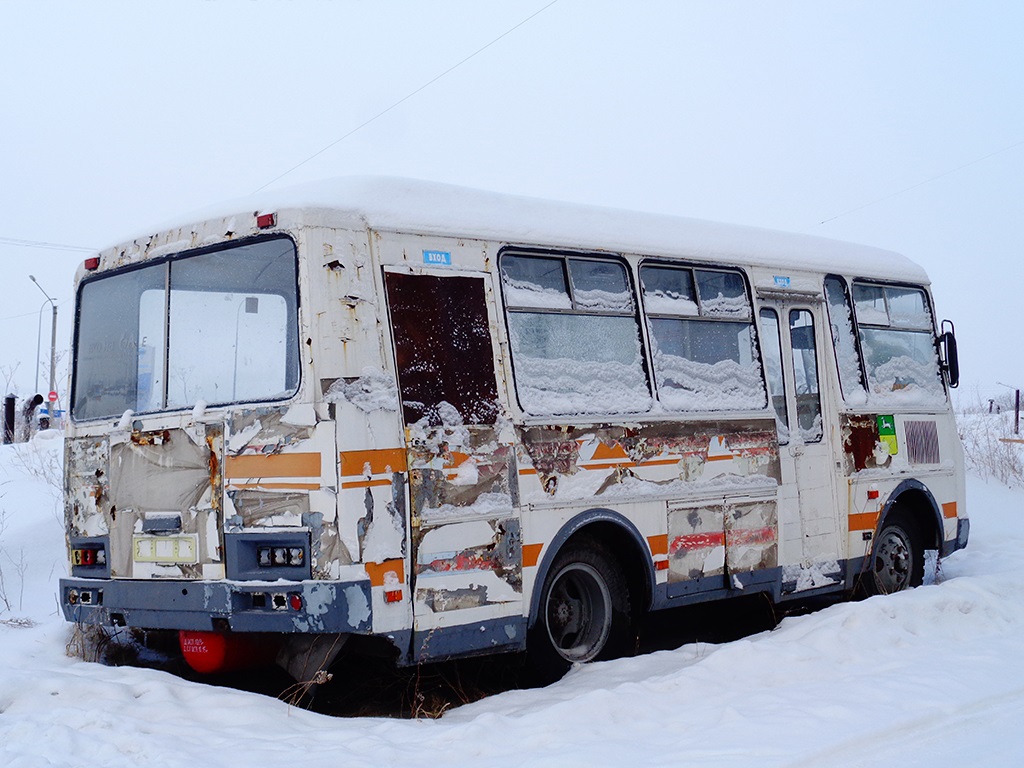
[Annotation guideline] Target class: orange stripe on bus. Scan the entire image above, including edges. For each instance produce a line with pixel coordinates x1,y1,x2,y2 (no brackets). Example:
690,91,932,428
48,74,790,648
706,453,736,462
647,534,668,556
364,558,405,587
224,452,321,479
522,543,543,567
636,458,681,467
849,511,881,532
590,442,630,461
942,502,958,519
341,479,395,489
228,482,322,490
521,458,679,476
581,461,634,470
340,448,407,477
446,451,470,468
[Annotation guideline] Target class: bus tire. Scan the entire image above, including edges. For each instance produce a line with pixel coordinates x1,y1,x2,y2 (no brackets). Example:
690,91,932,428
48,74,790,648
528,539,632,683
864,510,923,596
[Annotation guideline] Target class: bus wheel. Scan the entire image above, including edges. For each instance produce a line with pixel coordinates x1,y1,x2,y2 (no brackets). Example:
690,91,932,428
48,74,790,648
529,540,631,682
865,512,923,596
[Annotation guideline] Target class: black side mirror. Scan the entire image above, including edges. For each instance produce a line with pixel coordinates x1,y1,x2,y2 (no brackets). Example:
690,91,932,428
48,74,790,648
939,319,959,389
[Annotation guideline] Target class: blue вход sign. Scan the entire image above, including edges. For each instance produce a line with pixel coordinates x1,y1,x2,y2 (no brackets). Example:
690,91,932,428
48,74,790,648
423,250,452,266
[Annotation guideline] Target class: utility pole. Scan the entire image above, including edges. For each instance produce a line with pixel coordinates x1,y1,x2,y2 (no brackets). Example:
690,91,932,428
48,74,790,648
29,275,58,425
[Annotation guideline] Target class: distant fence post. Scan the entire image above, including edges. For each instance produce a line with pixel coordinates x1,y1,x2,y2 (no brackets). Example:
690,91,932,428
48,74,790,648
1016,389,1021,436
3,394,14,444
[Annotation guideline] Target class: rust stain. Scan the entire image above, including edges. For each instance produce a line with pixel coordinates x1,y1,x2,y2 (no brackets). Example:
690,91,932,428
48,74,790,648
206,434,220,513
131,429,171,446
842,415,880,472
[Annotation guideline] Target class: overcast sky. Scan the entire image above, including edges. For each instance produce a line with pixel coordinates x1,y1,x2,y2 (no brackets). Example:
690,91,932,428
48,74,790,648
1,1,1021,404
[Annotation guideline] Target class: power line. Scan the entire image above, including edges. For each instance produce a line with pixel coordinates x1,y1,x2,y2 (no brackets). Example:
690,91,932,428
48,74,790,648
254,0,561,193
0,235,95,252
0,297,73,323
819,138,1024,225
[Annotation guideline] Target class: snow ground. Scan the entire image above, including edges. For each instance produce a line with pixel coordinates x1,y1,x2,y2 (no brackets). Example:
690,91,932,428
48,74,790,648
1,433,1022,767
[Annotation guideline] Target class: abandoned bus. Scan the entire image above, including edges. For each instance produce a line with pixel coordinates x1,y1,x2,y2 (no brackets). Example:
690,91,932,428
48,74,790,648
60,178,967,680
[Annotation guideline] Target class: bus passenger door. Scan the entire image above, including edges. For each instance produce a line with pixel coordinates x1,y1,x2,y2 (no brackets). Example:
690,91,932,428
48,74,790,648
759,302,843,593
383,270,523,662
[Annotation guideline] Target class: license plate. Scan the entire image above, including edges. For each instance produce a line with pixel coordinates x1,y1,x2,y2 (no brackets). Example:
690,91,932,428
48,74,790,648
133,534,198,564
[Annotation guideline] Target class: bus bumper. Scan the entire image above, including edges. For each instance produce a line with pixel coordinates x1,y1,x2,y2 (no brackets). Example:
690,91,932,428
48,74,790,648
59,576,373,634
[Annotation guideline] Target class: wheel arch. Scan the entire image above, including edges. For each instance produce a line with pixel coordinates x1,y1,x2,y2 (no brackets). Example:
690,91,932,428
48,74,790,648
880,478,943,550
527,508,656,630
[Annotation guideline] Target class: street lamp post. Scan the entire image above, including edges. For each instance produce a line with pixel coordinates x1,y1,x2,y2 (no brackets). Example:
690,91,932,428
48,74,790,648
34,298,50,395
29,276,58,424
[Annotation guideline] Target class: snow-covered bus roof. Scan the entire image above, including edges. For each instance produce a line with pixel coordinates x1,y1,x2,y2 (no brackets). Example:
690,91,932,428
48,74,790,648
128,177,930,285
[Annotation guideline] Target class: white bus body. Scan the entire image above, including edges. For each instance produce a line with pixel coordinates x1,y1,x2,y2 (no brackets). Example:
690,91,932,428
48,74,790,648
60,178,967,678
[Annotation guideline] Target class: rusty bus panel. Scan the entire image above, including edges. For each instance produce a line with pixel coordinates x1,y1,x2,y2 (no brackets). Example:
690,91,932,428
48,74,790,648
65,436,110,539
842,414,884,472
516,420,780,503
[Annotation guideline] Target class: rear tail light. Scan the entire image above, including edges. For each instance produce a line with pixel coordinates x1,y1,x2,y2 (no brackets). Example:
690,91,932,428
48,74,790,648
257,545,305,568
72,546,106,567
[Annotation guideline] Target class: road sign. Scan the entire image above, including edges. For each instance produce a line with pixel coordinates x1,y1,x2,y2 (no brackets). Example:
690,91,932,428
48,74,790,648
48,391,58,403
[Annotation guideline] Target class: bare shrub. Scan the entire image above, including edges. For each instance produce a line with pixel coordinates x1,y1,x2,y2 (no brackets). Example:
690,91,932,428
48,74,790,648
957,395,1024,488
11,441,63,497
0,508,10,613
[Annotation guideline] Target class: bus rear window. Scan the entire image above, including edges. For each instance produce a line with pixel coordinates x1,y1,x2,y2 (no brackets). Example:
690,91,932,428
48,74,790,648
72,237,299,421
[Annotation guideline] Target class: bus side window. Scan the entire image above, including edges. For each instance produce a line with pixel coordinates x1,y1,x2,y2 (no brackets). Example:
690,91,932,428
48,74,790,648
500,254,652,417
640,265,766,412
789,309,823,443
758,309,789,444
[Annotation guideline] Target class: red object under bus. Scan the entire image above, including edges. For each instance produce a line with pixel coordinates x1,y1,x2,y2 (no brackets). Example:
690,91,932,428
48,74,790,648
179,631,280,674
